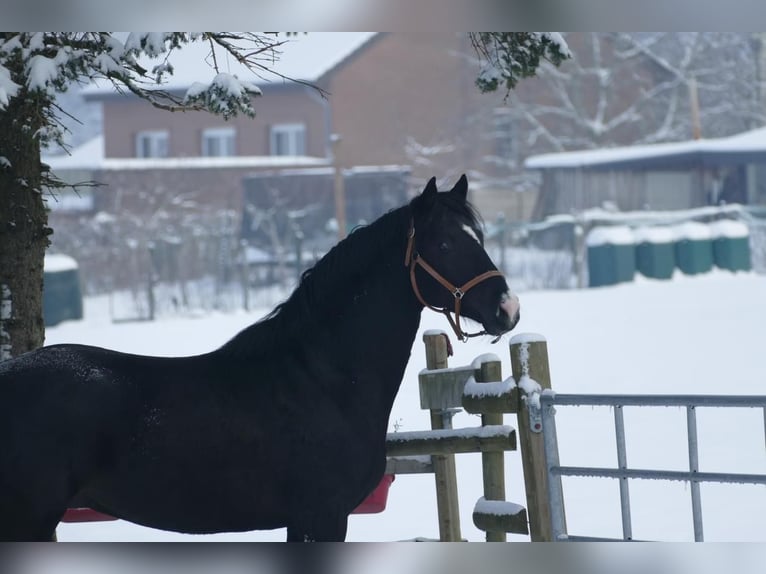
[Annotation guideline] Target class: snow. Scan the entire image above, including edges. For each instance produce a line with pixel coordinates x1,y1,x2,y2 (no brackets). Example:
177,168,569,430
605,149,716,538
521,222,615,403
0,285,10,320
632,226,676,244
471,353,501,369
49,270,766,542
44,253,79,273
463,376,513,399
585,226,635,247
672,221,711,241
542,32,572,59
26,54,60,93
474,497,525,517
709,219,749,239
0,64,19,109
509,332,547,345
525,125,766,170
387,425,514,443
42,135,329,171
0,284,11,361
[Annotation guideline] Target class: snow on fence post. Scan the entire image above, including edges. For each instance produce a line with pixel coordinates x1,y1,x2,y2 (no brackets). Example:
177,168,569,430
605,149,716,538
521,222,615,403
422,331,462,542
510,334,560,542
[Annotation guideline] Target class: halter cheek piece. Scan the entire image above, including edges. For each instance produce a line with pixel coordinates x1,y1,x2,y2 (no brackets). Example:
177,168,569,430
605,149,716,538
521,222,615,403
405,220,504,342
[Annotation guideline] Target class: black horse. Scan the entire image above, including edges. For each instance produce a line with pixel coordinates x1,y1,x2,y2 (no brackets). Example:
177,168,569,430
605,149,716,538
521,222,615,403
0,175,520,542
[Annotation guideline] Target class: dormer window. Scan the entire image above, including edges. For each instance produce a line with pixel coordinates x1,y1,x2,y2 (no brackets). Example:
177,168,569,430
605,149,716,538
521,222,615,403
135,130,169,158
270,123,306,156
202,127,236,157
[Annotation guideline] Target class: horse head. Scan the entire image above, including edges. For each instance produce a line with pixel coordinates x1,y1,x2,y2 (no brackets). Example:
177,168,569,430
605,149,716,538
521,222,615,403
408,174,520,341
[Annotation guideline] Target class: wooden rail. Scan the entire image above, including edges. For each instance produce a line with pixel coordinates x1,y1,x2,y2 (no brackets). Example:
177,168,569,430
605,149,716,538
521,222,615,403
384,331,555,541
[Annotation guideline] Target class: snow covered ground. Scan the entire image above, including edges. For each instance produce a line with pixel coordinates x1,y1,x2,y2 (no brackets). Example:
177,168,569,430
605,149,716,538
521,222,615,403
50,270,766,542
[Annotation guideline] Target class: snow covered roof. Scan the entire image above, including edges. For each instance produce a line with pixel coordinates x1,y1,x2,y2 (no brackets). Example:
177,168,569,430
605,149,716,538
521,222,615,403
525,126,766,171
42,135,329,171
83,33,377,97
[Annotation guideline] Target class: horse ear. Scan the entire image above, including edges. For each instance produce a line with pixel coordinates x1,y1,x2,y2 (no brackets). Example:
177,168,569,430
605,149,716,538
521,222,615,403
423,177,438,198
451,174,468,201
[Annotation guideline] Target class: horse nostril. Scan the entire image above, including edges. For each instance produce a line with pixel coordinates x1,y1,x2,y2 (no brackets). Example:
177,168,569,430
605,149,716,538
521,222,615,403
499,291,520,320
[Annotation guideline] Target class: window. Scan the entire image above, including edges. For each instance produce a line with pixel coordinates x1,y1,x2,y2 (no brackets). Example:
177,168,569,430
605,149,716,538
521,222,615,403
135,130,169,158
270,123,306,156
202,127,236,157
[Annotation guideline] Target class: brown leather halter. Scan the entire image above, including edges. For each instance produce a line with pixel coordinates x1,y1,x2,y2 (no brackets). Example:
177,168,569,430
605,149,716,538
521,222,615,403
405,220,504,342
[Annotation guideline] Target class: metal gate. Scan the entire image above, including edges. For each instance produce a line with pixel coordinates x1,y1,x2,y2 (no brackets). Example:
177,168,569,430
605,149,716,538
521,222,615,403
539,392,766,541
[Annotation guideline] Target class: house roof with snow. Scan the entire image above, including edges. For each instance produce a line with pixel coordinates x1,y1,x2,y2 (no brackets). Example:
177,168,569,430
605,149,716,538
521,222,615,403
83,32,378,98
525,126,766,171
42,135,330,171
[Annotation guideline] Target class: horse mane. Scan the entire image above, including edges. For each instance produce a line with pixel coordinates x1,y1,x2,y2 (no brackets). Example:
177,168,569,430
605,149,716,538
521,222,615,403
220,203,413,357
220,189,484,358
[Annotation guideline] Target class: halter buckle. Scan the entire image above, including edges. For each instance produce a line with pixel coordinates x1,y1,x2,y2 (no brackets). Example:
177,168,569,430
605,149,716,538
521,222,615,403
452,288,464,300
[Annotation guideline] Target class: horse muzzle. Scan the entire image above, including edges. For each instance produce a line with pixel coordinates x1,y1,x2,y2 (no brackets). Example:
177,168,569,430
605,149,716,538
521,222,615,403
488,290,520,336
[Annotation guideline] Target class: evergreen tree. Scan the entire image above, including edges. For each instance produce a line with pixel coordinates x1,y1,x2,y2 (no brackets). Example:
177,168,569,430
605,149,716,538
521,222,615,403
0,32,295,358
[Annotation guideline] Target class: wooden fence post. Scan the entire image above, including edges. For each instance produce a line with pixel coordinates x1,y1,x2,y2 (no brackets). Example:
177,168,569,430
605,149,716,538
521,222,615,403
475,357,506,542
423,332,462,542
510,334,560,542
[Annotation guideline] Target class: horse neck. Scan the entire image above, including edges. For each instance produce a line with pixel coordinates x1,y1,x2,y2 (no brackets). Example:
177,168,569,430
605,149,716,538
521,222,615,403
219,207,421,432
221,205,421,367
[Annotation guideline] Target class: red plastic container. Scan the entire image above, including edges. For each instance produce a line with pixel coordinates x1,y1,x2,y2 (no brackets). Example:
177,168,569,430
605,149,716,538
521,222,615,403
62,474,396,522
352,474,395,514
61,507,118,523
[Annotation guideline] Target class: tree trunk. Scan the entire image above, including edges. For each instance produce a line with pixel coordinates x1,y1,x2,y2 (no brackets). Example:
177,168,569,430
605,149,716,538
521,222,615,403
0,55,50,360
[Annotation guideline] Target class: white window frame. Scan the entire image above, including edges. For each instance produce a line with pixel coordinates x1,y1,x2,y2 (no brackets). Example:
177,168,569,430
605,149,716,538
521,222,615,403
135,130,169,158
269,123,306,156
201,127,237,157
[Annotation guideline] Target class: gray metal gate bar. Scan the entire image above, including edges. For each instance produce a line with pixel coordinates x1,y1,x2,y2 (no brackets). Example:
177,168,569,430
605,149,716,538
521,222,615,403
541,399,567,541
544,394,766,408
549,466,766,485
613,405,632,540
686,405,704,541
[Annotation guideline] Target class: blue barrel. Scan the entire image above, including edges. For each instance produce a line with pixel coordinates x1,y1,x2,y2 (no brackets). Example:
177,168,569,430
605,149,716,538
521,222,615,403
710,220,751,272
634,226,676,280
43,254,84,326
673,222,713,276
586,226,636,287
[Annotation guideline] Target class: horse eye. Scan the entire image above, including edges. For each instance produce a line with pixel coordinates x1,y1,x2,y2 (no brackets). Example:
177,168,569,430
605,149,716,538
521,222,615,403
439,241,450,252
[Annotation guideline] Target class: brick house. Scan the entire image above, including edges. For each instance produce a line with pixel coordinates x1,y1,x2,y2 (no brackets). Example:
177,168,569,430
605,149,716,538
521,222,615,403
47,33,524,223
47,33,526,296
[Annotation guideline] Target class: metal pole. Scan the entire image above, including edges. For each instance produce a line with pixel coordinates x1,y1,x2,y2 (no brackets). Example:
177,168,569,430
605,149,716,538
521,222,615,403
686,405,704,541
540,395,567,541
613,405,633,540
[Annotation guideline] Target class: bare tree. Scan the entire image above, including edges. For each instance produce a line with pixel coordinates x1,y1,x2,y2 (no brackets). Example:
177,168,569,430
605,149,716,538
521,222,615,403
486,32,765,190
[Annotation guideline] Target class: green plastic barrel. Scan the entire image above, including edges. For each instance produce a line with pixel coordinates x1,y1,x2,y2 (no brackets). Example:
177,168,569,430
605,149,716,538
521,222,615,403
634,226,676,280
586,226,636,287
43,254,83,327
673,222,713,276
710,220,751,272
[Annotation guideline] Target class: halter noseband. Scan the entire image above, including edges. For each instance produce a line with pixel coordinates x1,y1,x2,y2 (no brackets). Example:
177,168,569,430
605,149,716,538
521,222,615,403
405,220,504,342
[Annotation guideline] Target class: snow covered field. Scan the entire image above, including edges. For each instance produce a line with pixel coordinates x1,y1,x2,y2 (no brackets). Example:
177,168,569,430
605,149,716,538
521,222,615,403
50,270,766,542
